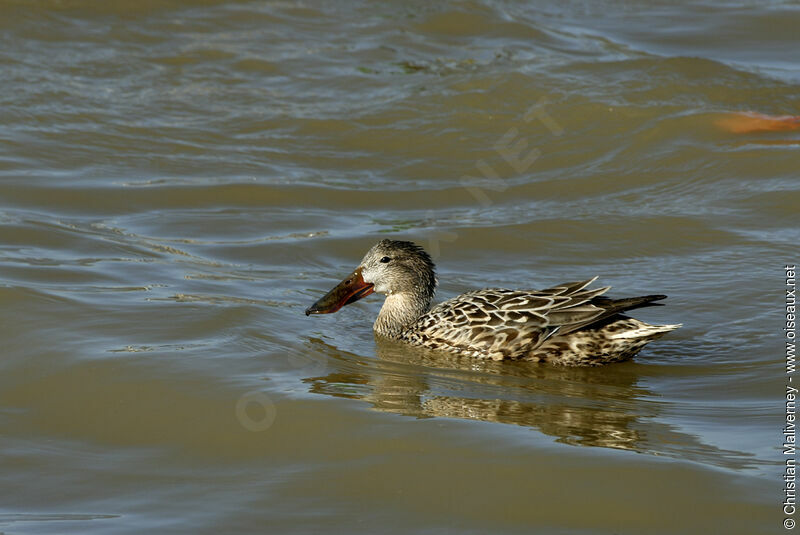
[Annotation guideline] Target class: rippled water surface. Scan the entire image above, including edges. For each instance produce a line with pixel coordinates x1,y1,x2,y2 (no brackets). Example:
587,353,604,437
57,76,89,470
1,1,797,533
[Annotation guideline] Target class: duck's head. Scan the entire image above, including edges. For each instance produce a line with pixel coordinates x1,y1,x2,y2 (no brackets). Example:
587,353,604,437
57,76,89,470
305,239,437,316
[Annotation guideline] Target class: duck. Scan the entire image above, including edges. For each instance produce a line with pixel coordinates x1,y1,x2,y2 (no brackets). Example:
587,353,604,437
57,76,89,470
305,239,680,366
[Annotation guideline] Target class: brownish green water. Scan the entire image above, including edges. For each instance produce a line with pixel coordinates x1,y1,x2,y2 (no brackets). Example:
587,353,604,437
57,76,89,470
1,1,796,533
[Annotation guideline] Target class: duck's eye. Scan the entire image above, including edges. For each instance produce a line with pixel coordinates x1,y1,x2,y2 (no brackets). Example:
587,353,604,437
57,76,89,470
380,256,391,263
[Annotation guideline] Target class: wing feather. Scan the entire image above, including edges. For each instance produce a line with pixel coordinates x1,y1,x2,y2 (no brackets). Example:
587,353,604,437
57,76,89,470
407,279,614,359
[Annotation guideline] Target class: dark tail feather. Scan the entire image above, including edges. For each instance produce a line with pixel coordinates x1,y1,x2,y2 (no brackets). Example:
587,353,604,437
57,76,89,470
581,294,669,329
557,295,669,335
600,294,668,313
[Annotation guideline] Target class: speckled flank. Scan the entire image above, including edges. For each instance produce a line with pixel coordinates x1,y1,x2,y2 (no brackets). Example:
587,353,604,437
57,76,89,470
316,240,681,366
535,317,680,366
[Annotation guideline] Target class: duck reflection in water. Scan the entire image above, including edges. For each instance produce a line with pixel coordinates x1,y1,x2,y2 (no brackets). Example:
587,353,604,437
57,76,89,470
301,337,755,469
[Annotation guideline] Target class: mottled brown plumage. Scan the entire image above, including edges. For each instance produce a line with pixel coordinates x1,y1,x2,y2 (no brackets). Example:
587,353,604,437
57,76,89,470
306,239,680,366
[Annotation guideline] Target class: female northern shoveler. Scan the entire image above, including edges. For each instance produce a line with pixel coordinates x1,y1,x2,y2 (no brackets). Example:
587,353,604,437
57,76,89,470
305,240,680,366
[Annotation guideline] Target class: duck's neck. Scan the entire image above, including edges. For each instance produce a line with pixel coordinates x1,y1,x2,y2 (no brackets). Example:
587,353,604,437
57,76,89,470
374,290,432,337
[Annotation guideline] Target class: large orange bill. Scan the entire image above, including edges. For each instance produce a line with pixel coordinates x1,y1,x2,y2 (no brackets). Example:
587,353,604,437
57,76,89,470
305,267,375,316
